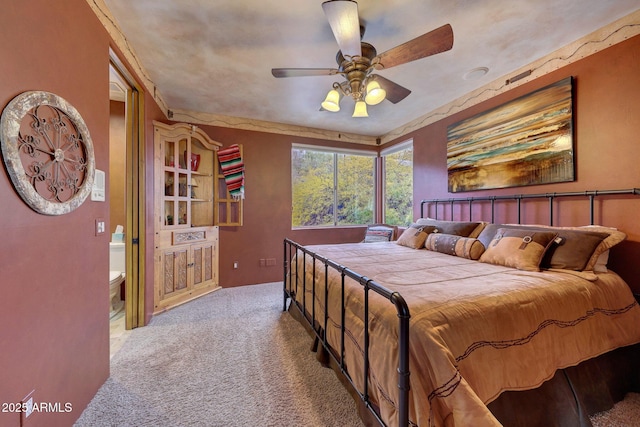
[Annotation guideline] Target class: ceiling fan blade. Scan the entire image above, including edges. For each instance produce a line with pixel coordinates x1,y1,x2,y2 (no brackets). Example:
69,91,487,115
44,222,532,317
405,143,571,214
374,75,411,104
322,0,362,58
376,24,453,69
272,68,337,78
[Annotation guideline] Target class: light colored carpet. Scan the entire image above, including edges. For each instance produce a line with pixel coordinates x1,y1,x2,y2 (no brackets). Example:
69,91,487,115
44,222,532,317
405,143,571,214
590,393,640,427
76,281,639,427
75,282,364,427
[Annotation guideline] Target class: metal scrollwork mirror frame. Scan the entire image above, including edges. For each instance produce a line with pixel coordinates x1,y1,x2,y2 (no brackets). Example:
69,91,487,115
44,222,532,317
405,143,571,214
1,91,95,215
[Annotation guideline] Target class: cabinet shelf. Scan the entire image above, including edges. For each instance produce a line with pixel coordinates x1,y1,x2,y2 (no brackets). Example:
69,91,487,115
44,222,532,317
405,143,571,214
155,122,222,229
164,166,189,173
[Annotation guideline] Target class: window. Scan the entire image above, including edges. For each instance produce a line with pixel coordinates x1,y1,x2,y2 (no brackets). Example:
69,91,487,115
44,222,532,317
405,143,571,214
382,140,413,226
292,145,375,227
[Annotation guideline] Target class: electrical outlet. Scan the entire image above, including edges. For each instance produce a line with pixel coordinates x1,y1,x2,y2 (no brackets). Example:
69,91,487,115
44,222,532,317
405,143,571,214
259,259,266,267
233,261,238,269
21,390,35,426
24,397,33,418
266,258,277,267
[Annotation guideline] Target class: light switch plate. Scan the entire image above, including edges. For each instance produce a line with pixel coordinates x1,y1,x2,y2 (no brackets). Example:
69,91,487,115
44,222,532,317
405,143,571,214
95,218,105,236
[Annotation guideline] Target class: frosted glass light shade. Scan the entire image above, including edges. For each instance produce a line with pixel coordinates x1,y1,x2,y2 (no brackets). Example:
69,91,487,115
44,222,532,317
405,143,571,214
352,100,368,117
321,89,341,112
365,80,386,105
322,0,361,58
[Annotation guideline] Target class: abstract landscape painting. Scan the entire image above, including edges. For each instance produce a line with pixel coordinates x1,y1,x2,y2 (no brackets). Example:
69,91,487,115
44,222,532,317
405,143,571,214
447,77,574,192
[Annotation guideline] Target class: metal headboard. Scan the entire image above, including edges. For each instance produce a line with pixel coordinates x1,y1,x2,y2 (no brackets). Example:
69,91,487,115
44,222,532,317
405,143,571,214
421,188,640,225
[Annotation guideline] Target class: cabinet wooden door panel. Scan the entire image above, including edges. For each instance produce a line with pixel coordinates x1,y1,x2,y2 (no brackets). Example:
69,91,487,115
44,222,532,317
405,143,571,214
191,241,216,287
193,246,203,286
160,247,188,296
154,230,219,313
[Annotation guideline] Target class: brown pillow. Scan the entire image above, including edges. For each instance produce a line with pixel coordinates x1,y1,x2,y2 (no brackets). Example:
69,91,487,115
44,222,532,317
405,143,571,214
416,218,484,237
396,224,436,249
479,228,558,271
477,223,510,249
500,224,625,272
540,229,609,271
478,224,609,271
425,233,485,260
569,226,626,271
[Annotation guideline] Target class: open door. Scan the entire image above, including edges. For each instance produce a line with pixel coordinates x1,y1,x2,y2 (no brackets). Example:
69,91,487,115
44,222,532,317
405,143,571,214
109,50,146,329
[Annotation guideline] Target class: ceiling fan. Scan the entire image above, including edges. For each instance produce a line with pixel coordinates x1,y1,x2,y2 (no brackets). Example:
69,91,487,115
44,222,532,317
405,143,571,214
271,0,453,117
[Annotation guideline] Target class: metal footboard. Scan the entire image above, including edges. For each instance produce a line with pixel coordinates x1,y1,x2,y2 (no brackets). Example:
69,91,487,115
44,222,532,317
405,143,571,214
283,238,411,427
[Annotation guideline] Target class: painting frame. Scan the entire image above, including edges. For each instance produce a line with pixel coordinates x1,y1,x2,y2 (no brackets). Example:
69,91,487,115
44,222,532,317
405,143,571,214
447,77,574,193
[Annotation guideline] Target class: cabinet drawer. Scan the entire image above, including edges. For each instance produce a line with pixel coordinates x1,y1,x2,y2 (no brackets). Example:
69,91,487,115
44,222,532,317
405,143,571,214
172,229,207,245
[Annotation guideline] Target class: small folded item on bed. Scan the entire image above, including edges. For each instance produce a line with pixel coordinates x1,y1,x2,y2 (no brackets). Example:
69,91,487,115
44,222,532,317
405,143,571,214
363,223,398,243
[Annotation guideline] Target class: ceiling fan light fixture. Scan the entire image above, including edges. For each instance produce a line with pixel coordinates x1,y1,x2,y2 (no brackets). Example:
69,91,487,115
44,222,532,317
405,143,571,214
352,100,368,117
321,89,341,112
365,80,386,105
273,3,453,120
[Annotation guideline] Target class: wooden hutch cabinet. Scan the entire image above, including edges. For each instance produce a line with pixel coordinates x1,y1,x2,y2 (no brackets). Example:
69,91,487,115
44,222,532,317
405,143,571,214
153,121,241,313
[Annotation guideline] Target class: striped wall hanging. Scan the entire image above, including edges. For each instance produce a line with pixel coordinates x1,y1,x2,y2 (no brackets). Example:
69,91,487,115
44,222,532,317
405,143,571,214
217,144,245,200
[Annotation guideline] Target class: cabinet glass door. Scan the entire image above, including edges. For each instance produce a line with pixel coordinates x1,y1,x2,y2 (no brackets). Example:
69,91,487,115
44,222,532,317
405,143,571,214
190,137,214,227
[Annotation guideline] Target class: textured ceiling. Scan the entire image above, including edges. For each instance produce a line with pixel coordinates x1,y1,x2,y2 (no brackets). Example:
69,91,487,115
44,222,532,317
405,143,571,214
102,0,639,137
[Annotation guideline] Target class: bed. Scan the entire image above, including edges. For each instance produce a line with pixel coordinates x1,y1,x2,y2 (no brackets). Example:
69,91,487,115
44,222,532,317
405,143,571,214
283,189,640,427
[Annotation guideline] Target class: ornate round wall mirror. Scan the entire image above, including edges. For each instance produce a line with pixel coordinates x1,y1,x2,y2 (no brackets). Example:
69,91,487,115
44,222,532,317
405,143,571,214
0,91,95,215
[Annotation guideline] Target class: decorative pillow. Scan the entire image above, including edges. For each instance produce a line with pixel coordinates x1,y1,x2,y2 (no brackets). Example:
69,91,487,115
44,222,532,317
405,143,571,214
425,233,485,260
540,229,609,271
477,224,611,272
363,224,397,243
415,218,484,237
479,228,558,271
578,225,626,271
396,224,436,249
477,224,514,249
468,222,488,238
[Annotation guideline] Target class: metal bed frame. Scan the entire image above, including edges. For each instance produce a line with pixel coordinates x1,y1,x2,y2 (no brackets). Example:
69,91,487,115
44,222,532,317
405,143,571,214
421,188,640,225
283,187,640,427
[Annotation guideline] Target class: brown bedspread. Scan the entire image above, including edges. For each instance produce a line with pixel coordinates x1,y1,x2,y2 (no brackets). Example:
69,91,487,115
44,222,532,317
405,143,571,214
290,242,640,427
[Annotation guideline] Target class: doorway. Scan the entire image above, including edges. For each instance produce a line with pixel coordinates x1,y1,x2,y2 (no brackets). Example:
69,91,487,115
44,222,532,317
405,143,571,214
109,50,146,333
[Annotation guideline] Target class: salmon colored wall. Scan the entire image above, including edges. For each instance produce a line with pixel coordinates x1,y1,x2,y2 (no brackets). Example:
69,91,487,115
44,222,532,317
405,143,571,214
389,34,640,293
0,1,112,426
